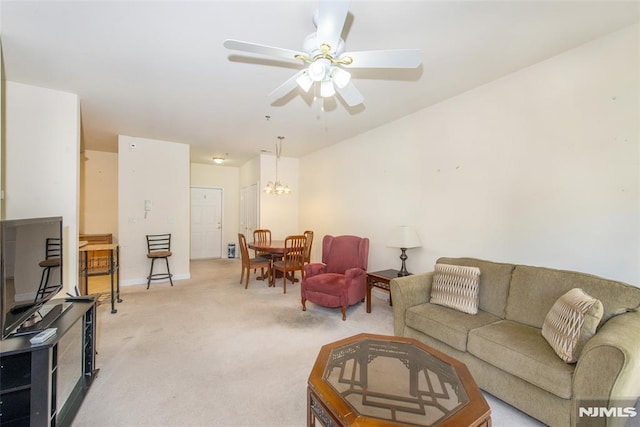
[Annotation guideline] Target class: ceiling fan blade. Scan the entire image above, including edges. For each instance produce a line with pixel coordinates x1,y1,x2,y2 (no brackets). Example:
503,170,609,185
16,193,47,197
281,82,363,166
340,49,423,68
335,81,364,107
268,69,307,102
315,0,350,53
224,39,304,62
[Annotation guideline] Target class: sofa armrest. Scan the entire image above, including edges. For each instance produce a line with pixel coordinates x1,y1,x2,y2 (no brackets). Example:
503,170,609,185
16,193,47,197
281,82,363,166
573,309,640,426
390,272,434,337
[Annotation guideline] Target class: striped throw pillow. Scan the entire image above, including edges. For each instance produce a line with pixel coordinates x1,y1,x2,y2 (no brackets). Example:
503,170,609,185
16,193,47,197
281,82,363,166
542,288,603,363
430,263,481,314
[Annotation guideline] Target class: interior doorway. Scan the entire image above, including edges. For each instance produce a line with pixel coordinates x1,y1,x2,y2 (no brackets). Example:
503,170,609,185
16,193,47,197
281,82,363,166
190,187,223,259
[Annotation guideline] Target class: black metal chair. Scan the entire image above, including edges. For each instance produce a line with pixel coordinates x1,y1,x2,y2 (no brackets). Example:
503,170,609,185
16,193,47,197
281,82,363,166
146,234,173,289
36,238,62,301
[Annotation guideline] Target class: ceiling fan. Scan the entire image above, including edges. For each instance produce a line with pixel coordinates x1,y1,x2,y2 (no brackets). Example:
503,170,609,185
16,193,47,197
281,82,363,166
223,0,422,107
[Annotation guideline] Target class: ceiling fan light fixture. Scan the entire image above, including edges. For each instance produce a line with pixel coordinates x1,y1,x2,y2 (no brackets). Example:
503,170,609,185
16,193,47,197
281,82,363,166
332,67,351,88
308,58,330,82
296,71,314,92
320,79,336,98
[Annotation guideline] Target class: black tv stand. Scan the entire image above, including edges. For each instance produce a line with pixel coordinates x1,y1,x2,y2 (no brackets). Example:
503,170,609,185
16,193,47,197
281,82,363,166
0,299,97,426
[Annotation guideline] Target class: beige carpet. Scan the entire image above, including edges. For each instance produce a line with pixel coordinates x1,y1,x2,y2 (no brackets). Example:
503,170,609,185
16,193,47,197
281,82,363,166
71,258,542,427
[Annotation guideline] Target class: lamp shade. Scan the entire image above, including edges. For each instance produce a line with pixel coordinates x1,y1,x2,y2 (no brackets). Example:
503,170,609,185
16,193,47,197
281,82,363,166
388,226,422,249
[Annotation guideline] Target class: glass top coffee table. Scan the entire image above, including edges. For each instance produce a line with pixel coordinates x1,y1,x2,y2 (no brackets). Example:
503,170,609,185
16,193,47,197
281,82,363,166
307,333,491,426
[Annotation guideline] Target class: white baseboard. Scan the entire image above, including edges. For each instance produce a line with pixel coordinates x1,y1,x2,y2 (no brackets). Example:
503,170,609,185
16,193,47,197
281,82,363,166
120,272,190,287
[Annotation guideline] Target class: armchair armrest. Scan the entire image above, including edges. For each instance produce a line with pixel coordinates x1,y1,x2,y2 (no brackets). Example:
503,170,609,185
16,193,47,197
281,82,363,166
573,309,640,426
390,272,434,336
304,262,327,278
345,267,366,281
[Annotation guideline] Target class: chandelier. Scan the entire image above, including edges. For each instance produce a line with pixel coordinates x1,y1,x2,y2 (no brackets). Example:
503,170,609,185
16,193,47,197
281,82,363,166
264,136,291,196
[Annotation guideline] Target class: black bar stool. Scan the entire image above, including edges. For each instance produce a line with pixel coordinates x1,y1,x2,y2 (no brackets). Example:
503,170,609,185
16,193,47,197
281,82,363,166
146,234,173,289
36,238,62,300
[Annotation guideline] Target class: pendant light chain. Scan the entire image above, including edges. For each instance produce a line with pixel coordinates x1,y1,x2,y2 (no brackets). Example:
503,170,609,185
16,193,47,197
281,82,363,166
275,136,283,182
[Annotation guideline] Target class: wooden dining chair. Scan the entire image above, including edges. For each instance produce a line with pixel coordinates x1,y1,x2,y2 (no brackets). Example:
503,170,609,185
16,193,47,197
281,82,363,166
272,235,306,294
303,230,314,264
252,229,272,259
238,233,271,289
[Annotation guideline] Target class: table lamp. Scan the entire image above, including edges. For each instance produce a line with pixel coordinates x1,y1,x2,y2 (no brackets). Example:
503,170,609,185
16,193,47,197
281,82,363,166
388,226,422,277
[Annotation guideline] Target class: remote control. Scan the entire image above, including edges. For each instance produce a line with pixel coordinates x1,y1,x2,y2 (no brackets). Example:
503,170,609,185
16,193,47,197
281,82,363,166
29,328,57,344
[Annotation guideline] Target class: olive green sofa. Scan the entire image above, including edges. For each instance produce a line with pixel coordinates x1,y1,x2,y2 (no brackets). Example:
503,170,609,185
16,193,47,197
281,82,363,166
390,257,640,427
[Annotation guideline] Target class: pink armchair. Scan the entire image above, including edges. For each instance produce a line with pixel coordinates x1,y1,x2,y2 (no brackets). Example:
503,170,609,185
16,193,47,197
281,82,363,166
301,235,370,320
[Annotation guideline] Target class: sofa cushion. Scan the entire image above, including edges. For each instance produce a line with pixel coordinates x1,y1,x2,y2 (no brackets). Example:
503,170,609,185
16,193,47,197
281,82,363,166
437,257,515,318
542,288,603,363
506,265,640,329
430,263,481,314
467,320,575,399
405,303,500,351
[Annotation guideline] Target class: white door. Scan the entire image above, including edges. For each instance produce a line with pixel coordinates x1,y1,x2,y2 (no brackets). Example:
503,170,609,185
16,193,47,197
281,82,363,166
191,187,222,259
240,183,258,237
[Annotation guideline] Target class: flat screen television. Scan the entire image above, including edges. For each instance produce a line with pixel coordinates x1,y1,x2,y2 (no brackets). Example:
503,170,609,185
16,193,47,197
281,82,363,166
0,216,64,339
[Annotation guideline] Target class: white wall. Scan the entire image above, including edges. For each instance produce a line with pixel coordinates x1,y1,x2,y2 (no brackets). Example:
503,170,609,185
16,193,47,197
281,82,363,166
240,156,260,189
80,150,118,237
300,24,639,285
118,135,190,285
5,82,81,294
190,162,240,254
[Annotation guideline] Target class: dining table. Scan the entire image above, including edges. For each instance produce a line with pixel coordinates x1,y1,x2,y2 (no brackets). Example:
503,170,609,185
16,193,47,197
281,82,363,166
248,239,286,257
247,240,299,286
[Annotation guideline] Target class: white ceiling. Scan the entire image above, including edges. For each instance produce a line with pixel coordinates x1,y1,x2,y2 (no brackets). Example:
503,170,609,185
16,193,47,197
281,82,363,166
1,1,638,166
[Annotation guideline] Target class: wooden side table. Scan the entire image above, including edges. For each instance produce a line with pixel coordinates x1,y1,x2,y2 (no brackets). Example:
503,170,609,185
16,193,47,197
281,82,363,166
366,269,402,313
